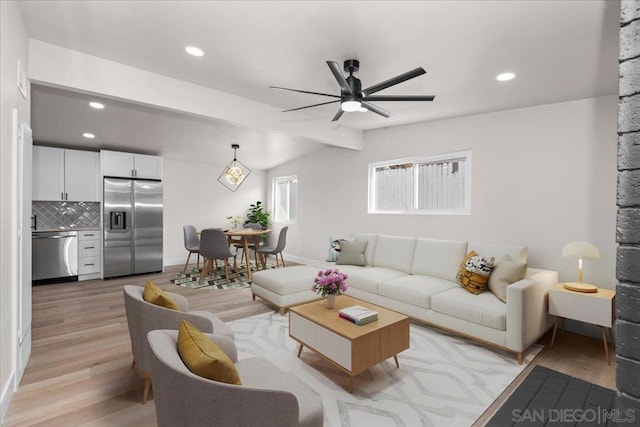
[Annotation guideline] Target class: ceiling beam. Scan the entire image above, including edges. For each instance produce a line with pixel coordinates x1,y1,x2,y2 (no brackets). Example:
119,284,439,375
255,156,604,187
28,40,364,151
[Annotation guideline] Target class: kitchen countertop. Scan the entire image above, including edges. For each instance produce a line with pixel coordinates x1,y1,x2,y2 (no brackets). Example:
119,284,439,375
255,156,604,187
33,227,100,233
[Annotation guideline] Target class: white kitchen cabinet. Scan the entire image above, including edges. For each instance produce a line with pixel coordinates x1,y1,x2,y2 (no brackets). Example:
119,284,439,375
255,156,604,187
78,229,101,280
133,153,163,179
32,146,64,201
32,146,99,202
65,150,100,201
101,150,163,180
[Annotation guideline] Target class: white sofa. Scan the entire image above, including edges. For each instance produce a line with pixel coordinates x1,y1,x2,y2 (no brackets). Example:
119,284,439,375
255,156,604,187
251,233,558,362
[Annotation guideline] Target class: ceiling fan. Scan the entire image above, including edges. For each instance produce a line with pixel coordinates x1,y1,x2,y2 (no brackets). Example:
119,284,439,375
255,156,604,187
270,59,435,122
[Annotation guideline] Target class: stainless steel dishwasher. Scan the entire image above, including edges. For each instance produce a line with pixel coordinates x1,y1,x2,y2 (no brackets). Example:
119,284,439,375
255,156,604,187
32,231,78,284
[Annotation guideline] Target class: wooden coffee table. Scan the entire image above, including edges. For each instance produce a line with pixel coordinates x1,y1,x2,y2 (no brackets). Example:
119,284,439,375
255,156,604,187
289,295,410,392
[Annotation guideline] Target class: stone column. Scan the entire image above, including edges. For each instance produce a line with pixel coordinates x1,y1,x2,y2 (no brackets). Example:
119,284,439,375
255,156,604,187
617,0,640,416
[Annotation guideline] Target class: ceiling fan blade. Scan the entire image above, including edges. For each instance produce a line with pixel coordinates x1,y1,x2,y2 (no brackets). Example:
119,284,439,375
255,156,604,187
327,61,353,95
331,108,344,122
269,86,340,98
361,101,391,118
364,95,435,102
363,67,426,95
282,100,340,112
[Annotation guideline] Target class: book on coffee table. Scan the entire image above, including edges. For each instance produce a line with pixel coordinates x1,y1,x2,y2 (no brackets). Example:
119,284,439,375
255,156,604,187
339,305,378,325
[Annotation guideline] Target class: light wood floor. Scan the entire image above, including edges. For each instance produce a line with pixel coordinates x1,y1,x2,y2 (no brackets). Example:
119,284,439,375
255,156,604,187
5,264,615,426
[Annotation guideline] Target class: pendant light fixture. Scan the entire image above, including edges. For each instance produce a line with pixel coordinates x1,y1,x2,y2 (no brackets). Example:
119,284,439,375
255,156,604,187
218,144,251,192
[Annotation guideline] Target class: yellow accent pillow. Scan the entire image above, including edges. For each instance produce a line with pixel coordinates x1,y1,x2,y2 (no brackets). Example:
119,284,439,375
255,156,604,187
178,320,242,385
456,251,495,295
143,281,178,310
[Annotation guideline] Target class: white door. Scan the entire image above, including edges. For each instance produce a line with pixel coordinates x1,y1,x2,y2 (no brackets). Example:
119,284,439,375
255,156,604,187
134,154,163,180
16,113,32,376
101,150,134,178
32,146,64,201
65,149,99,201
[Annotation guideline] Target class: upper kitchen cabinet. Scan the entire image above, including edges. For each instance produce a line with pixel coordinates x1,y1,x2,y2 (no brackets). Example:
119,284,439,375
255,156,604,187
32,146,99,202
101,150,163,180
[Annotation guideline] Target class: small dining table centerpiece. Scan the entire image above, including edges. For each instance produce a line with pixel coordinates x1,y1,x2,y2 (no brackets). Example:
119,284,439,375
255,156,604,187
312,268,348,308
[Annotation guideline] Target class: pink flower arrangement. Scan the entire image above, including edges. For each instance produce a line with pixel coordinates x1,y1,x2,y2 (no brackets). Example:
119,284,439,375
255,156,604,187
311,268,348,297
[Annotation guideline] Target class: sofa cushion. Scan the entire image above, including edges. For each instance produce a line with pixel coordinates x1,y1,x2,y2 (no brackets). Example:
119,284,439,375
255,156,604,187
251,265,319,296
468,242,527,264
378,275,458,309
349,233,378,266
347,267,408,294
431,288,507,331
177,320,241,385
371,235,417,273
411,238,468,281
143,281,178,310
336,240,367,266
456,251,495,294
488,255,528,303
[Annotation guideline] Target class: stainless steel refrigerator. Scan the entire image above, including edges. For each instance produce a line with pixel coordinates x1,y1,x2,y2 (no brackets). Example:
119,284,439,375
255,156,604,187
103,178,163,278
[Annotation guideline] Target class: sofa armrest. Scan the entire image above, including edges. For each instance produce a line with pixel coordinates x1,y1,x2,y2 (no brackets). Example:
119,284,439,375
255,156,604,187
505,268,558,352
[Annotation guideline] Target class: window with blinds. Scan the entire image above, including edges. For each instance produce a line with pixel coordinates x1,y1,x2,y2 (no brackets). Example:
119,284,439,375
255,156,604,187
273,175,298,223
368,150,471,215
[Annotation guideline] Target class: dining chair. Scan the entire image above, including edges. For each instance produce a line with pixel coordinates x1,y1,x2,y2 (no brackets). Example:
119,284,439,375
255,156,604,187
256,226,288,269
182,225,201,274
199,228,239,282
233,223,262,265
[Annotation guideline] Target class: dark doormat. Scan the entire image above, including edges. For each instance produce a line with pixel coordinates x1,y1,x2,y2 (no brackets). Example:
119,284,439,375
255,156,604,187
486,365,630,426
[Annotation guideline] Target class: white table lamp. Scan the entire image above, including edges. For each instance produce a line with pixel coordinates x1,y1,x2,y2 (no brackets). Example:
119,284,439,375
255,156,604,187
561,241,600,292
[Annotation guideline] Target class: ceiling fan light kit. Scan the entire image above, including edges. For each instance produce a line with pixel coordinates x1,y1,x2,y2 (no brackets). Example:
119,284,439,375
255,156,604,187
271,59,436,122
218,144,251,192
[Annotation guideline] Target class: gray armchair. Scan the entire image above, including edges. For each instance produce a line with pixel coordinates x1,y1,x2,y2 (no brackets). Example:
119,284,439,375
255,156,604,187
123,285,234,403
147,329,323,427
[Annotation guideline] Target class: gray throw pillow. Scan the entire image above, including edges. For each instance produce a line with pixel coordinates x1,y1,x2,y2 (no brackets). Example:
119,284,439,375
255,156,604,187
336,240,368,266
488,255,527,303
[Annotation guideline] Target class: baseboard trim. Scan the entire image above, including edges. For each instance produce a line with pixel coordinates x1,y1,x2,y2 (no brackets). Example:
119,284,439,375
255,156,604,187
164,256,187,267
1,371,16,424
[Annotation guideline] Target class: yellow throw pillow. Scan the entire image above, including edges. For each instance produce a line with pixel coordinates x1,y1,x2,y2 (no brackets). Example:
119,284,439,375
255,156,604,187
178,320,242,385
143,281,178,310
456,251,495,295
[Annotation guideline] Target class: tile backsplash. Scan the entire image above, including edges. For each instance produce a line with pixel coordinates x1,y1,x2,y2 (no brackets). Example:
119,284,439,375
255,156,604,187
33,201,100,230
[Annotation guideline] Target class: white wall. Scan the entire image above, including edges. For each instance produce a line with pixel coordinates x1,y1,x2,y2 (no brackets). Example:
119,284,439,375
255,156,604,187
162,157,267,266
0,0,30,421
268,96,618,290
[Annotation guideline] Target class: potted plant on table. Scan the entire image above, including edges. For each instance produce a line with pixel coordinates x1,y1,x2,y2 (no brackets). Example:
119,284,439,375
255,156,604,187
245,201,270,230
312,268,348,308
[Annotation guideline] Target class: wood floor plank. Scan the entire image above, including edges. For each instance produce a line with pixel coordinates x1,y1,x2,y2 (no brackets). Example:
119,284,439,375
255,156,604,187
5,263,615,426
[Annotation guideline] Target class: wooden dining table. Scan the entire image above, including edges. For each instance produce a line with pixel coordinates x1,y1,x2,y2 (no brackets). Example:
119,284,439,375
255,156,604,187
224,228,271,280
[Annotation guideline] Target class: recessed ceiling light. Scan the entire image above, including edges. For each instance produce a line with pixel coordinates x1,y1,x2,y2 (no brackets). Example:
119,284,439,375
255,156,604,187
82,133,95,139
89,101,104,109
185,46,204,57
496,72,517,82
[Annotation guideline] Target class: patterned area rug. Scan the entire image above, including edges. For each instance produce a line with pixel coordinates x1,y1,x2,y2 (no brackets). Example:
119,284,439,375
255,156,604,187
171,263,277,290
229,312,543,427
